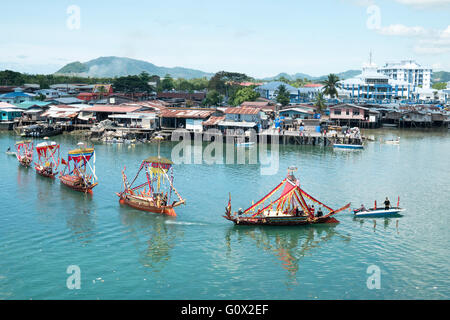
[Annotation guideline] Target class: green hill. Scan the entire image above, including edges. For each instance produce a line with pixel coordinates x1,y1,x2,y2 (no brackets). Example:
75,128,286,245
263,70,361,81
56,56,214,79
432,71,450,83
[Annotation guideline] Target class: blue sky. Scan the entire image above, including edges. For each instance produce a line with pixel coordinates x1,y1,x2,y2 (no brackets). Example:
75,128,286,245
1,0,449,77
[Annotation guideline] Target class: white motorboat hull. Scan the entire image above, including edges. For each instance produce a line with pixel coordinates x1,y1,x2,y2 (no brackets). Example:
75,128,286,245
354,208,405,217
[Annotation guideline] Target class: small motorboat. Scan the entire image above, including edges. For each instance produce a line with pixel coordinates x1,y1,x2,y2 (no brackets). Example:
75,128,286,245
6,150,16,156
333,143,364,150
353,197,405,217
385,137,400,145
353,207,405,218
236,142,255,147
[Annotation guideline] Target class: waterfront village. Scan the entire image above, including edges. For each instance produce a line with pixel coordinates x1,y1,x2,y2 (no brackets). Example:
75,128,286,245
1,59,449,147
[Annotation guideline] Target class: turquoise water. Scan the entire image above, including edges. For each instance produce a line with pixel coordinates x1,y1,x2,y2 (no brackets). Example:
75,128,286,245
0,129,449,300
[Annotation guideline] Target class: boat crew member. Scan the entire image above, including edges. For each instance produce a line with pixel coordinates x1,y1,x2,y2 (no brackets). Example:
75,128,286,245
359,204,367,212
384,197,391,210
317,207,323,217
7,147,11,152
310,205,315,215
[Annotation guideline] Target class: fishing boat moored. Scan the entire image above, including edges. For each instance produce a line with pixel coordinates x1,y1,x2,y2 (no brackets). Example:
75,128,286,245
224,167,350,226
15,140,33,167
34,140,60,178
116,136,185,216
59,143,98,193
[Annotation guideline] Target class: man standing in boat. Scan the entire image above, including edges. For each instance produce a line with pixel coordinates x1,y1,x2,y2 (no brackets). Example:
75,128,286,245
317,207,323,217
384,197,391,210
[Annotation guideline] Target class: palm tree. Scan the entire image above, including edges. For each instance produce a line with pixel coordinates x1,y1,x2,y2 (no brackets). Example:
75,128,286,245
314,92,326,114
322,74,341,98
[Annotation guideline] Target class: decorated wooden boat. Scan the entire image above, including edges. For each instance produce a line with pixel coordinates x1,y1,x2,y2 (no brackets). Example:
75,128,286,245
15,140,33,167
116,137,185,216
59,143,98,194
224,167,350,226
34,140,60,178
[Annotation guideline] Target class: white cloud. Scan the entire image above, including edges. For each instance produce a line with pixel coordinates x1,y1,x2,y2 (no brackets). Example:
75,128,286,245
378,24,427,36
395,0,450,7
413,25,450,55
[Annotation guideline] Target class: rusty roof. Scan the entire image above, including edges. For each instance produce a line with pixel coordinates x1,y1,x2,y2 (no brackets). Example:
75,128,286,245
160,108,215,119
225,107,261,115
202,116,226,126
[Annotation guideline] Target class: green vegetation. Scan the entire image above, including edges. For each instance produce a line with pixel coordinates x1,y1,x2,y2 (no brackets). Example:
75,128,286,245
230,87,260,106
275,85,290,106
322,74,341,98
314,91,326,113
0,70,114,86
202,90,224,106
112,75,152,93
432,82,447,90
56,61,89,74
160,74,175,91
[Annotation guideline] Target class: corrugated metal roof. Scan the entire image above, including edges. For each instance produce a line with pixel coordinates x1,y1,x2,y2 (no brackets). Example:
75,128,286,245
160,108,214,119
83,105,142,113
202,116,225,126
225,107,261,115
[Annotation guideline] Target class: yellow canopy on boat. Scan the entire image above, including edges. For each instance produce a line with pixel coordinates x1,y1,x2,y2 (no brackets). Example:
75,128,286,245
68,148,95,155
143,156,173,165
15,140,32,145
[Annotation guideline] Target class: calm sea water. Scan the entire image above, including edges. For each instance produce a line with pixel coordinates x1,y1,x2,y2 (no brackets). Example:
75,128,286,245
0,129,449,300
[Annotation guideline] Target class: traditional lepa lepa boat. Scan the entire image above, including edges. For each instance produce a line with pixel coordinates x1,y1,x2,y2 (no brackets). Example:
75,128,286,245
116,137,185,216
59,143,98,194
15,140,33,167
34,140,60,178
224,167,350,226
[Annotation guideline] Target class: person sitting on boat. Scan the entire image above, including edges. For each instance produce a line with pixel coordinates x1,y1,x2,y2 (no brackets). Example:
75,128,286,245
316,207,323,217
238,208,243,216
359,204,367,212
384,197,391,210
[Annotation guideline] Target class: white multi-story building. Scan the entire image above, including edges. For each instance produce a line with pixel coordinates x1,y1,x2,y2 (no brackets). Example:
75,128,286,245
339,61,415,101
378,60,432,89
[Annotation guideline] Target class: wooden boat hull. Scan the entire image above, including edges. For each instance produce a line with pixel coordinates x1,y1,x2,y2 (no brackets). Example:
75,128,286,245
353,207,405,218
18,158,32,167
118,195,177,216
59,175,97,193
35,166,57,178
224,215,339,226
333,144,364,150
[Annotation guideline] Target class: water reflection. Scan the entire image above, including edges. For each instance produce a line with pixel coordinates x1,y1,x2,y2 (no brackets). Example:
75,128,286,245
225,225,351,285
353,217,401,234
16,165,32,190
64,195,96,244
119,207,183,272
